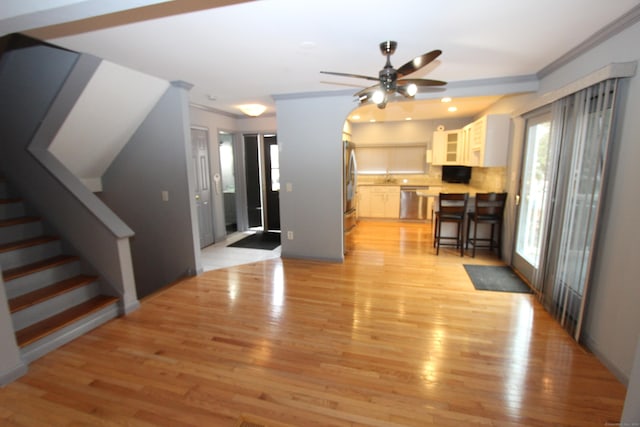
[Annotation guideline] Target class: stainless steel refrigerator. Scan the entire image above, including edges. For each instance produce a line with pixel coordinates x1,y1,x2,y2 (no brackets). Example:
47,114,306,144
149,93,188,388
343,140,357,253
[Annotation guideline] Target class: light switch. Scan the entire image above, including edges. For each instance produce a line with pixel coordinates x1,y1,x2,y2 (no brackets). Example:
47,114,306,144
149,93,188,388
286,182,293,192
162,190,169,202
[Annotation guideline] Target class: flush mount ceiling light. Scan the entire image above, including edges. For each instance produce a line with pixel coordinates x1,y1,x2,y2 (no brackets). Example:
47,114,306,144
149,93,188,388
238,104,266,117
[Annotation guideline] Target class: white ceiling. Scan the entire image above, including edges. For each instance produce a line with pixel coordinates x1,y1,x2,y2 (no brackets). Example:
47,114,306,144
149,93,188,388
3,0,639,120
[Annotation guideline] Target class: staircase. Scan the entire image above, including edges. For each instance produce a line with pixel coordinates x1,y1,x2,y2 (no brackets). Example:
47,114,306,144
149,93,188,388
0,178,119,363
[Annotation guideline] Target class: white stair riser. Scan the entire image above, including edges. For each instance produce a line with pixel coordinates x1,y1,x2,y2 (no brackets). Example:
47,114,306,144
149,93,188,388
4,261,82,299
0,221,44,245
11,281,101,330
0,201,25,220
0,240,62,270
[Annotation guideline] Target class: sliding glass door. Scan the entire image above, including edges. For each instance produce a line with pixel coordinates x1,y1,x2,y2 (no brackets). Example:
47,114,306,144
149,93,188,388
512,111,554,290
512,79,620,341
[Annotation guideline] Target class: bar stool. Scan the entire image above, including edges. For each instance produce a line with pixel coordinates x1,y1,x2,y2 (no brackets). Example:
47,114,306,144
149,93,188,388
466,192,507,257
433,193,469,256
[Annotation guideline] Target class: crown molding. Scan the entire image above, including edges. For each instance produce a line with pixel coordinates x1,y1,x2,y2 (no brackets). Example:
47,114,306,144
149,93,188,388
538,4,640,78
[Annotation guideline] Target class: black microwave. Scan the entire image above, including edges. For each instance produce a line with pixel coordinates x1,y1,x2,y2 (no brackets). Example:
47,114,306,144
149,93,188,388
442,165,471,183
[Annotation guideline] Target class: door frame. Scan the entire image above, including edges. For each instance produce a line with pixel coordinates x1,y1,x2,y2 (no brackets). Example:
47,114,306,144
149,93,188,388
511,108,559,291
190,126,215,248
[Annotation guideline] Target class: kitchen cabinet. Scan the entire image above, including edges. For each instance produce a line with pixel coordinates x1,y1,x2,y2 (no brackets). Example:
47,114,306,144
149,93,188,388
465,114,510,167
358,186,400,218
432,130,463,165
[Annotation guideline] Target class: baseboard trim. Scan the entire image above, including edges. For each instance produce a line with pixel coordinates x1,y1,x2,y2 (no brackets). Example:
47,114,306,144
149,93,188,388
0,360,28,387
121,299,140,314
583,333,629,385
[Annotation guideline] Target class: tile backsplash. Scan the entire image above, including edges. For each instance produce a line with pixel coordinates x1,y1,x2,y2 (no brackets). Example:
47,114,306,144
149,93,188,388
469,167,507,192
358,166,506,191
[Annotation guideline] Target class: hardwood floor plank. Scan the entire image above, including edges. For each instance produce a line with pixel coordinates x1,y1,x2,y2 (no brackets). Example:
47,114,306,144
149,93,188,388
0,221,627,426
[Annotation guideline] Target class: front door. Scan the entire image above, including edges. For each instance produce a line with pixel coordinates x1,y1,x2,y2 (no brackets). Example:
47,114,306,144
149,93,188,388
263,134,280,231
512,110,553,289
244,134,262,228
191,127,214,248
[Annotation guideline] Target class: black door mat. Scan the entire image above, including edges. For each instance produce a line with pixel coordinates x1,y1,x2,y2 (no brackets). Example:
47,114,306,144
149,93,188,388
227,232,281,250
463,265,532,293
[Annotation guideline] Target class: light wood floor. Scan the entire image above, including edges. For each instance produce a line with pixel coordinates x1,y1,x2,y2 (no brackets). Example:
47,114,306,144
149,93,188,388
0,221,626,426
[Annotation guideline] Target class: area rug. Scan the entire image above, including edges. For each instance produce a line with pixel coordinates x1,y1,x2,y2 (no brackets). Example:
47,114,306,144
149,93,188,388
228,232,280,250
463,265,532,293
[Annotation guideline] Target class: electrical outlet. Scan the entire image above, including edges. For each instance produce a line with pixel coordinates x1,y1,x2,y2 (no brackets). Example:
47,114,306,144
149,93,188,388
287,231,294,240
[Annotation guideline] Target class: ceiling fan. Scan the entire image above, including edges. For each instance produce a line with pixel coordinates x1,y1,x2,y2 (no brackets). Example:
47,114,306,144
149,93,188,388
321,41,446,109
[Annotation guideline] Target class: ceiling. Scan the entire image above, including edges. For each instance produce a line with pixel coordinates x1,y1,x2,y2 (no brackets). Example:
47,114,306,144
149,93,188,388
2,0,639,121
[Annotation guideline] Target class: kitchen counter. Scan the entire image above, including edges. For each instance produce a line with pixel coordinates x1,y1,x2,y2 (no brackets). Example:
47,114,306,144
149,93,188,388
358,183,496,195
356,182,505,221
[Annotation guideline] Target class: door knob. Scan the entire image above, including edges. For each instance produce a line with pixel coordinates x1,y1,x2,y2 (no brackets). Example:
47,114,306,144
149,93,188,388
195,194,200,200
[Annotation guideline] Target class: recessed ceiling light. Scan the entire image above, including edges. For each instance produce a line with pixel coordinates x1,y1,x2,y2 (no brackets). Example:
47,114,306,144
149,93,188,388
441,97,452,103
448,106,458,112
370,119,376,123
351,115,360,120
405,117,412,121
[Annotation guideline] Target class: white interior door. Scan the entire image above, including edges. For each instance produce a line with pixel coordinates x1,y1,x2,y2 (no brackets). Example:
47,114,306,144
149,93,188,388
191,127,214,248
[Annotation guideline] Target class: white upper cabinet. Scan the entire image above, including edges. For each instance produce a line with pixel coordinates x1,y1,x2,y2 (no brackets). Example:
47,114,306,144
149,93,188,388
465,114,511,167
432,115,510,167
432,130,463,165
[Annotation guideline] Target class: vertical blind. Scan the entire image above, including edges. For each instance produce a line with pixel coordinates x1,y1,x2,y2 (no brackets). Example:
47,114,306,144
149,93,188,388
540,79,619,341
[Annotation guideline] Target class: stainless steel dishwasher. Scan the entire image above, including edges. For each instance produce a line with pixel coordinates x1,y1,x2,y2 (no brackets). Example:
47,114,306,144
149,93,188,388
400,186,424,220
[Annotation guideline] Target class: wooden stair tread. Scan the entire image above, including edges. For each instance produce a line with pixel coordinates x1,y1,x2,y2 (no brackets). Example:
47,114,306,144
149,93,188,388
2,254,79,282
16,295,118,348
0,216,40,227
9,274,98,313
0,235,59,253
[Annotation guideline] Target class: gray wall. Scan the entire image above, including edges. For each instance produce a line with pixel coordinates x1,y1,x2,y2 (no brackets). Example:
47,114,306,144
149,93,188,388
0,272,27,385
546,21,640,384
276,95,354,261
485,21,640,384
351,117,473,146
101,82,201,298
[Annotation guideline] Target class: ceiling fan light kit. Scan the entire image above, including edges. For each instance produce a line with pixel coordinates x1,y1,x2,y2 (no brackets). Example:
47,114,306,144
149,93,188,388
321,40,446,109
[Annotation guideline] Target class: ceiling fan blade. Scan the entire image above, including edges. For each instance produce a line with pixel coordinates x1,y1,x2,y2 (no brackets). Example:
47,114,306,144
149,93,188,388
320,71,379,82
397,78,447,87
354,84,381,100
396,49,442,77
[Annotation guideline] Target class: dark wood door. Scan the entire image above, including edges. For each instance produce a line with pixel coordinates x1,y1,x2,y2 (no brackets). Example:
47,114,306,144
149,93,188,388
263,134,280,231
244,134,262,228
